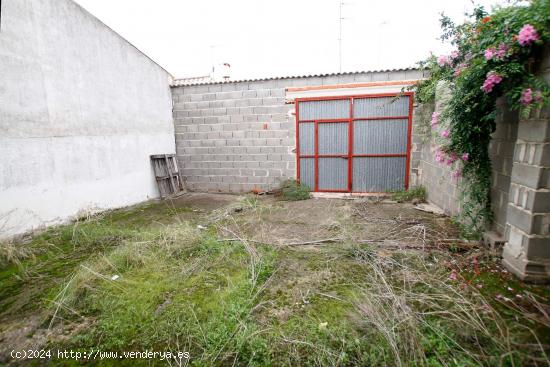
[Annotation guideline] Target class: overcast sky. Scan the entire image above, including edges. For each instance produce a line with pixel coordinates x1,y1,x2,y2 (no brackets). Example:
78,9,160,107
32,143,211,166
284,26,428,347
74,0,510,80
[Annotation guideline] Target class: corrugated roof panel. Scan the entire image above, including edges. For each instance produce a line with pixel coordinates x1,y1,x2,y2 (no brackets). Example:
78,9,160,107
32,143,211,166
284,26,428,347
171,67,419,87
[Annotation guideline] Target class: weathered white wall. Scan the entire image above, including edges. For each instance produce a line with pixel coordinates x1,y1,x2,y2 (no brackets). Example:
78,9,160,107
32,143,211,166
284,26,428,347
0,0,175,238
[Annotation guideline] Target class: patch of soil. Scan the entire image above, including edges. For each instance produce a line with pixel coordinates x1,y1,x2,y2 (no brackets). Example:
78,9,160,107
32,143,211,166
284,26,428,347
218,197,349,245
0,314,93,364
220,196,459,249
169,193,240,211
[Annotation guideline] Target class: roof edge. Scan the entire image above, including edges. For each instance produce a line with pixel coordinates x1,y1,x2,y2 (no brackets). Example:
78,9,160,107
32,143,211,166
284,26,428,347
70,0,173,79
171,67,421,87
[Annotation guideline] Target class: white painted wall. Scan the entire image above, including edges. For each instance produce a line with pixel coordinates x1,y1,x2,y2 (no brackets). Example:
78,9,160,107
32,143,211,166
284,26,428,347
0,0,175,238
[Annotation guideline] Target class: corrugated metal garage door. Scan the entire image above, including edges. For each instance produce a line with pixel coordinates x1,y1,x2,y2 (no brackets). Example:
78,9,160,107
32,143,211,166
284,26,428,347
296,93,412,193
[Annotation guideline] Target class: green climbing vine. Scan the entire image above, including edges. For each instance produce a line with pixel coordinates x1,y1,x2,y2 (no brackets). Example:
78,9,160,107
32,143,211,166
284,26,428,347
412,0,550,235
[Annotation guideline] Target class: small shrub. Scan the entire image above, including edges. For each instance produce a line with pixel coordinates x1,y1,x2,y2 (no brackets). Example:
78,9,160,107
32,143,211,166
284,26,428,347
390,186,427,203
279,179,311,201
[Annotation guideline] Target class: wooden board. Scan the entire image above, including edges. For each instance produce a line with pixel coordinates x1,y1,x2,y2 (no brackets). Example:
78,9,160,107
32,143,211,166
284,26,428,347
150,154,186,198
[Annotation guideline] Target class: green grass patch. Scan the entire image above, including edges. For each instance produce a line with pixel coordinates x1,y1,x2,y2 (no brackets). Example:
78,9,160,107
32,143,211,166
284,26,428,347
49,225,277,366
390,186,427,203
0,201,193,316
279,179,311,201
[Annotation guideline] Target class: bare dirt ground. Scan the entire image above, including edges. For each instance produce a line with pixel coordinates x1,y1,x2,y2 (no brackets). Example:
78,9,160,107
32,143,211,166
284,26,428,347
171,192,240,211
216,195,459,249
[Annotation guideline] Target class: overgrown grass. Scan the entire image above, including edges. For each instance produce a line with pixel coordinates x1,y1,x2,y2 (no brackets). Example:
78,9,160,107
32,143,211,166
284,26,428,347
349,245,550,366
0,241,36,268
0,201,193,315
2,197,549,366
45,217,278,366
390,186,427,203
279,179,311,201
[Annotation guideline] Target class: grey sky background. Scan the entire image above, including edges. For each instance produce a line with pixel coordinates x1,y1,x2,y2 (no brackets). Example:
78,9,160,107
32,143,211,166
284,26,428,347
74,0,510,80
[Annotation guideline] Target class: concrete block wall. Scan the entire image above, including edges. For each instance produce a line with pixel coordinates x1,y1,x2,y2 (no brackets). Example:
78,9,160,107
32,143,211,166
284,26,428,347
417,82,462,216
417,87,522,233
171,81,294,193
171,70,425,193
470,46,550,281
489,99,519,235
407,97,432,188
502,99,550,281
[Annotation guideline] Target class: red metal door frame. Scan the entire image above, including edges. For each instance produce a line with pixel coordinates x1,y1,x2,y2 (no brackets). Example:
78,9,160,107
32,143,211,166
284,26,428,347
295,92,414,193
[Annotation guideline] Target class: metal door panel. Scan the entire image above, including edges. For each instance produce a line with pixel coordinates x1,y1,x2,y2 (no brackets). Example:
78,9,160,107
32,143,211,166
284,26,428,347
353,119,408,154
299,158,315,190
318,158,347,190
352,157,406,192
299,122,315,155
354,96,409,118
299,99,349,120
319,123,348,155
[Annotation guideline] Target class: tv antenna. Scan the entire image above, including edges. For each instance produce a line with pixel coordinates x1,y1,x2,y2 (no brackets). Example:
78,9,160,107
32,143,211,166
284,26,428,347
338,1,352,72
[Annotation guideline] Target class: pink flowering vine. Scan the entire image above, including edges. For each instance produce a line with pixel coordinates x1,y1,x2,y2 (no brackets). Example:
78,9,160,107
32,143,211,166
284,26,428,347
434,149,445,163
450,50,459,61
481,72,503,93
441,130,450,138
521,88,533,105
446,153,458,165
437,55,449,67
452,169,462,180
495,43,507,58
518,24,539,46
485,43,508,61
431,112,440,126
461,153,469,162
520,88,543,105
454,63,466,77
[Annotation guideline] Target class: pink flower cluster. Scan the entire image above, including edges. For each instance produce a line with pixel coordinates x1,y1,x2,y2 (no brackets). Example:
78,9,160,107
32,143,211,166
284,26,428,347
484,43,508,61
437,51,459,67
520,88,543,105
454,63,466,77
441,130,450,138
518,24,539,46
432,149,469,180
446,153,458,165
435,149,445,163
450,50,459,61
431,112,440,127
433,149,469,164
452,169,462,180
481,72,503,93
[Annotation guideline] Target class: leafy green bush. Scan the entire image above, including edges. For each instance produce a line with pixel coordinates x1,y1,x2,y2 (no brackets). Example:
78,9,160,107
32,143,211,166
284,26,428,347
390,186,427,203
280,179,311,201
